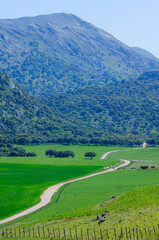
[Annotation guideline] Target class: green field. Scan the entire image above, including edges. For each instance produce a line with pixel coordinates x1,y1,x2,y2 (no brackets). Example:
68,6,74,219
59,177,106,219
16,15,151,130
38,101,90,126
18,167,159,225
0,145,120,221
0,145,123,166
1,146,159,233
109,148,159,161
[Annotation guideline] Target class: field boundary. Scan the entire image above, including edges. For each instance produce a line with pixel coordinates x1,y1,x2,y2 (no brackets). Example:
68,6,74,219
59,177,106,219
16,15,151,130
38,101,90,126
0,225,159,239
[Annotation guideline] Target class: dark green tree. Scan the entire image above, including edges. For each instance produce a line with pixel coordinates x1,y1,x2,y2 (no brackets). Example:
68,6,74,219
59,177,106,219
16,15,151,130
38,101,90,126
85,152,97,160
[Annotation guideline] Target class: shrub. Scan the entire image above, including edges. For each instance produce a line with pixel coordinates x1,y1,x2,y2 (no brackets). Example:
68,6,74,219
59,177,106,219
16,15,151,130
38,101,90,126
26,152,37,157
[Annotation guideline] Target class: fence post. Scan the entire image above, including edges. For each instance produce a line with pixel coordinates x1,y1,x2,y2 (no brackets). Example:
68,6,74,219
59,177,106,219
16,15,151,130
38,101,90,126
23,227,25,237
114,228,117,239
119,227,123,239
125,227,128,239
94,228,96,240
129,227,131,239
87,228,90,240
6,228,8,237
100,229,102,240
132,228,135,239
106,229,109,239
2,229,4,238
53,228,55,238
14,228,16,238
63,228,66,239
75,228,78,239
70,228,72,239
33,226,35,238
81,228,83,240
153,226,156,235
136,228,138,240
140,229,143,240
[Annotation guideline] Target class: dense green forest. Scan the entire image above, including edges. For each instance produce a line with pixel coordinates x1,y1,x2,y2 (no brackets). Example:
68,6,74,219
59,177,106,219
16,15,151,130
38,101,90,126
0,72,77,144
0,71,159,146
45,71,159,137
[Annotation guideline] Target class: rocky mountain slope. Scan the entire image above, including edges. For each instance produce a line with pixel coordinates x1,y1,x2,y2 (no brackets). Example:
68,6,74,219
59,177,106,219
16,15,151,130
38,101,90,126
0,13,159,95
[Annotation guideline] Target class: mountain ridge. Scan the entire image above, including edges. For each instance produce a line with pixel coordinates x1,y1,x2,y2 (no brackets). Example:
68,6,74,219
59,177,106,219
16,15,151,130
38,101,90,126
0,13,159,96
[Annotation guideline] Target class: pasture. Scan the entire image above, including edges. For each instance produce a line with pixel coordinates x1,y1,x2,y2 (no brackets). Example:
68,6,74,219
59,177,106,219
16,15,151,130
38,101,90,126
18,167,159,225
1,145,159,232
0,145,120,221
109,148,159,161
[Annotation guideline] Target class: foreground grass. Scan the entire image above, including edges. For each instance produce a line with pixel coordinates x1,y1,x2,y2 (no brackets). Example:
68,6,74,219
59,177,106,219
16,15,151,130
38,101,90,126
0,163,107,220
3,167,158,228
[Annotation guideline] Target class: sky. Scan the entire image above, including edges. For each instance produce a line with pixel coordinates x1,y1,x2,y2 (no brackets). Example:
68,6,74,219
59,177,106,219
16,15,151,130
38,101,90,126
0,0,159,57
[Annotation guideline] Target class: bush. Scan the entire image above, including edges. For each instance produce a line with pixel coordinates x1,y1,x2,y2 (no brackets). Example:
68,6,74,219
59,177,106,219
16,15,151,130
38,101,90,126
45,149,75,158
9,147,26,156
26,152,37,157
45,149,56,157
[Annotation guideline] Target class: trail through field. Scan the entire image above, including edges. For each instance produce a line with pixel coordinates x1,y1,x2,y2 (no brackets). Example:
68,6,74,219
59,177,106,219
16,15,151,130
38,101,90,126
0,150,130,225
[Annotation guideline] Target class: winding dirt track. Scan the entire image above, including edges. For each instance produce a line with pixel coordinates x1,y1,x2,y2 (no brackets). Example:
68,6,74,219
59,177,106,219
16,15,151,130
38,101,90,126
0,150,130,225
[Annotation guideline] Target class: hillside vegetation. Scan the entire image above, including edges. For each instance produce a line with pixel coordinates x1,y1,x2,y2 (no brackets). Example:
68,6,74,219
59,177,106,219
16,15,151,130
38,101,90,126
0,13,159,96
1,71,159,142
0,72,76,142
46,71,159,136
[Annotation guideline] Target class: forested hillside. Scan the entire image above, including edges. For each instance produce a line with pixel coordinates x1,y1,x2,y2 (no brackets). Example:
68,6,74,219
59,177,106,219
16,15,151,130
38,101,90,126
1,71,159,144
45,71,159,137
0,72,76,143
0,13,159,96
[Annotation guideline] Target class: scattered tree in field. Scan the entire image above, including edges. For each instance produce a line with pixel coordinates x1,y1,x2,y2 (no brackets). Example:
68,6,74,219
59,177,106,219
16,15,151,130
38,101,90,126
26,152,37,157
45,149,56,157
9,147,26,156
85,151,97,159
45,149,75,158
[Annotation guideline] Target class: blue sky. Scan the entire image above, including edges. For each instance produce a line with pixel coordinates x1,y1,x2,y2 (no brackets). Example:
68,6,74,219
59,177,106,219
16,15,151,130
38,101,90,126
1,0,159,57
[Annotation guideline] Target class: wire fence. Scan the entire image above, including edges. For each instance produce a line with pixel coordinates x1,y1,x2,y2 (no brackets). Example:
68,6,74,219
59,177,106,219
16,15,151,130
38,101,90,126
0,225,159,239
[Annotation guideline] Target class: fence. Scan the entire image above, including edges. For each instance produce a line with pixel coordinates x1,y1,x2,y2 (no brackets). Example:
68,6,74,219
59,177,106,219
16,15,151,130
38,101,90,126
0,225,159,239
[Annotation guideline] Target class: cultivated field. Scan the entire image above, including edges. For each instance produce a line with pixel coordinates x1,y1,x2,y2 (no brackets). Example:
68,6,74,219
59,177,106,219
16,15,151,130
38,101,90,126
0,145,121,221
1,146,159,239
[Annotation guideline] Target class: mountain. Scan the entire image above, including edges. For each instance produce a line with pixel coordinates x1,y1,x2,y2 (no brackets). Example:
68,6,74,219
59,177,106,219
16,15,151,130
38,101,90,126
45,71,159,136
0,72,76,143
0,13,159,96
131,47,158,60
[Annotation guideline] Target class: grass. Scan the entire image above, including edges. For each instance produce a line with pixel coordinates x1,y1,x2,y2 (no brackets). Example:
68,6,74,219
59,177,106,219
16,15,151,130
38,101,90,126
6,166,159,227
0,145,124,166
0,145,120,221
1,145,159,235
109,148,159,161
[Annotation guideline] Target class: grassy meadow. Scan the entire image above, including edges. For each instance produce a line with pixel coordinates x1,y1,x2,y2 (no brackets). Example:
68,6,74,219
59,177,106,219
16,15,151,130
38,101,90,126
0,145,120,221
1,145,159,235
16,166,159,224
109,147,159,161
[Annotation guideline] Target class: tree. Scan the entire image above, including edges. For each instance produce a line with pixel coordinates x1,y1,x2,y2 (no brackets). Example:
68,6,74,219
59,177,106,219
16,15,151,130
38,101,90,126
26,152,37,157
85,152,97,160
9,147,26,156
45,149,56,157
